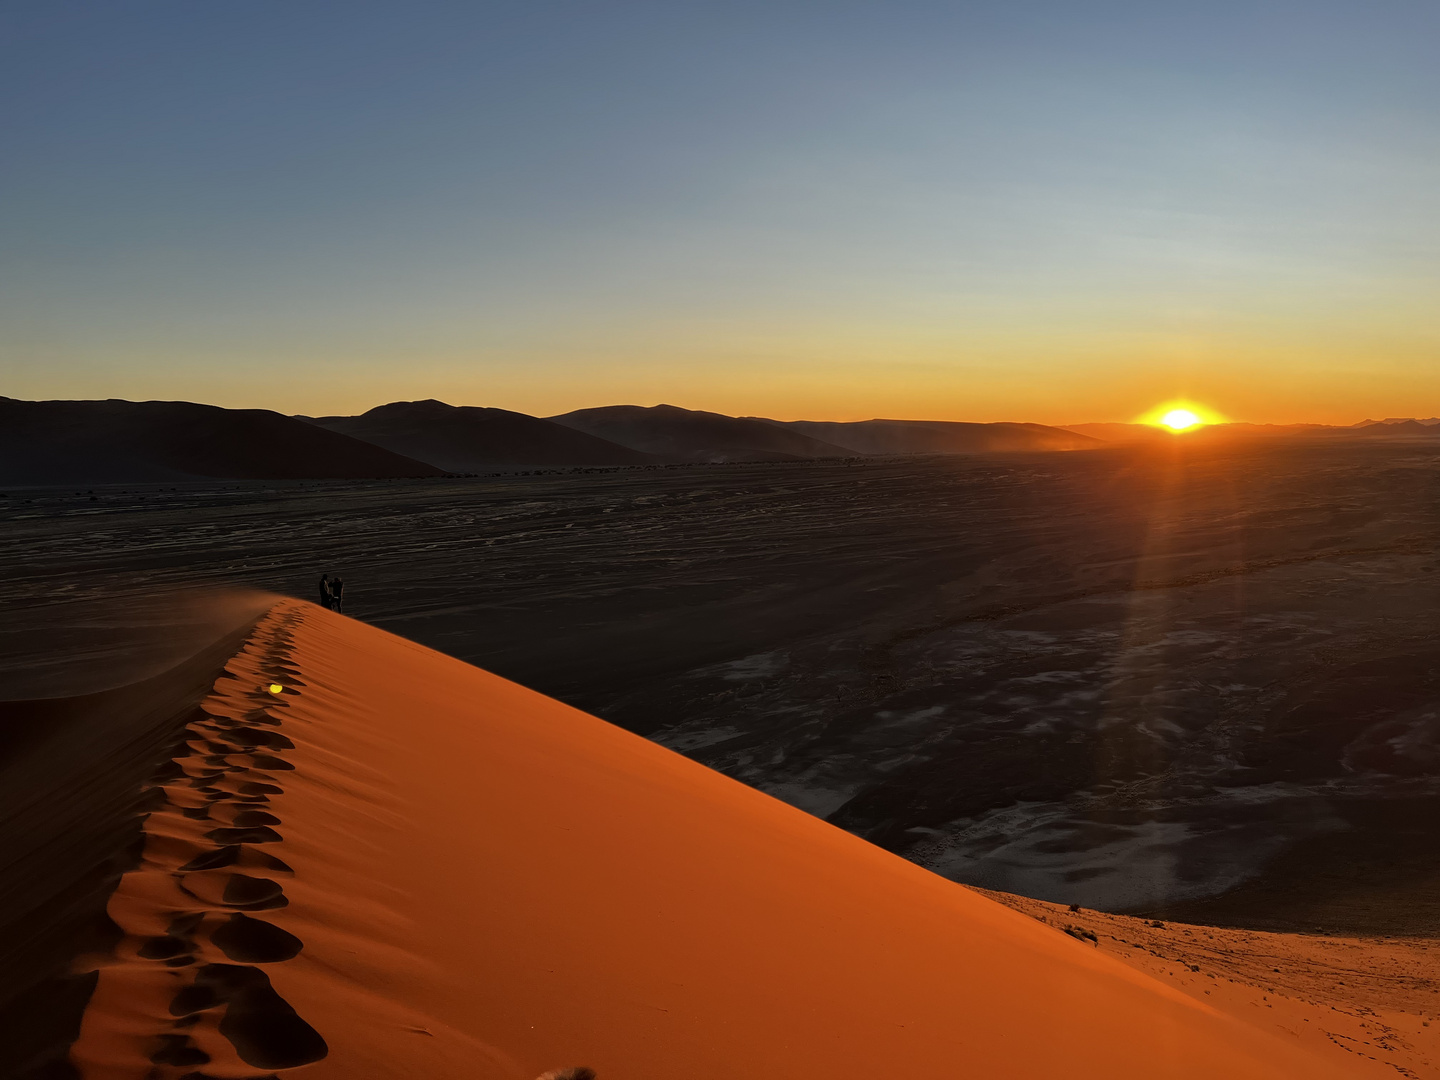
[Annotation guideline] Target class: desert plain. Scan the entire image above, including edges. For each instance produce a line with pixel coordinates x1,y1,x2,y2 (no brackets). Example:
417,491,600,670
6,434,1440,1077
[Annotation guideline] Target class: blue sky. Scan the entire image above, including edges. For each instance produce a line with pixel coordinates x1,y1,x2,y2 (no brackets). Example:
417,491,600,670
2,0,1438,421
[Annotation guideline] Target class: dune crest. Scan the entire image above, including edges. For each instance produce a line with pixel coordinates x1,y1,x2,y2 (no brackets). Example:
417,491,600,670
68,601,1352,1078
72,607,325,1076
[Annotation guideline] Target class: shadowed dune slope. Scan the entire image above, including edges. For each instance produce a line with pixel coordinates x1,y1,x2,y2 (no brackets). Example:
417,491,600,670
0,397,444,484
547,403,854,462
305,400,656,471
0,618,263,1080
69,602,1355,1079
760,417,1102,454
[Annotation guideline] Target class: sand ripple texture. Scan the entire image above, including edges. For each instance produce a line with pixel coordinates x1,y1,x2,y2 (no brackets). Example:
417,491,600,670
72,601,1356,1079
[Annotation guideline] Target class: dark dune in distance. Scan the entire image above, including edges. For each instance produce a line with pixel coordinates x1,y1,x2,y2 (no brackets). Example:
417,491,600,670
0,397,443,485
764,417,1101,454
547,402,857,462
304,399,657,471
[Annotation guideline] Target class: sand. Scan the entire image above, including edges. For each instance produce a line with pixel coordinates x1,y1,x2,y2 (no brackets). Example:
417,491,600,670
0,614,267,1077
982,889,1440,1078
37,600,1365,1078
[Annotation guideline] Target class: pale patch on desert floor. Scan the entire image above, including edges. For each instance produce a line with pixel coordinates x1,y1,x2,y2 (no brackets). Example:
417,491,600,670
980,887,1440,1079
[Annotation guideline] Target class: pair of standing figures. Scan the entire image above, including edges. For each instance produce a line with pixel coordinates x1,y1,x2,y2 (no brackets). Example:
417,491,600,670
318,573,345,612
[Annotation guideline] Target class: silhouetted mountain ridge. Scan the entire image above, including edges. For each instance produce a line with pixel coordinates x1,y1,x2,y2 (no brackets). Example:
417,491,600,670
0,397,442,484
304,399,654,471
13,395,1433,485
546,404,856,462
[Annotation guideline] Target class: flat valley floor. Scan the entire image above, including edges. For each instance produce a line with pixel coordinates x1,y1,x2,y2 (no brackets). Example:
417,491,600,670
6,438,1440,932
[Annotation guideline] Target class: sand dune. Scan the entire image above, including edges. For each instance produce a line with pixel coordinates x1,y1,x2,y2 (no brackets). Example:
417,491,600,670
305,400,656,471
548,403,855,462
12,601,1364,1078
759,416,1101,454
0,619,266,1077
0,398,443,484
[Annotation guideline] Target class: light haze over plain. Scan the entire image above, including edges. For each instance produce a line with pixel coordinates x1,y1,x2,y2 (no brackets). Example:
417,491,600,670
2,0,1438,423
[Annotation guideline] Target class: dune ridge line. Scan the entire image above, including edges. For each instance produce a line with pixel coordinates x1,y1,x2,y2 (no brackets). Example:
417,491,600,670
71,604,326,1076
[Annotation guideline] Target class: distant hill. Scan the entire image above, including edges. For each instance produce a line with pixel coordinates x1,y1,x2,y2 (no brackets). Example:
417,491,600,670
1346,419,1440,436
0,397,443,484
1061,423,1172,443
547,404,855,462
758,418,1101,454
305,399,656,471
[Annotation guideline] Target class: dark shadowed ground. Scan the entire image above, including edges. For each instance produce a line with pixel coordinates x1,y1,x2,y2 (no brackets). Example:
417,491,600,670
5,439,1440,932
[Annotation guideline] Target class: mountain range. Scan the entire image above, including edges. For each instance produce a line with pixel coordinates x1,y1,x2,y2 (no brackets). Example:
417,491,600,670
0,397,442,485
4,395,1439,484
307,400,654,471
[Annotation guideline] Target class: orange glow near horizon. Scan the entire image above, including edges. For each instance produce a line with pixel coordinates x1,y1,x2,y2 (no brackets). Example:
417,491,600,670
1137,400,1226,432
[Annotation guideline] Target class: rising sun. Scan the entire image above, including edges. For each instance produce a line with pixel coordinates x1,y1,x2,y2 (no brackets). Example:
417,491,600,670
1161,409,1201,431
1136,400,1225,431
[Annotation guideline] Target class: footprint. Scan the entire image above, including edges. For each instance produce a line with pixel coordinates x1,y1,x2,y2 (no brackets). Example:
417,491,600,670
196,964,329,1069
148,1033,210,1066
138,935,190,960
210,914,303,963
180,872,287,910
221,875,287,909
178,845,241,872
208,807,281,828
205,826,283,845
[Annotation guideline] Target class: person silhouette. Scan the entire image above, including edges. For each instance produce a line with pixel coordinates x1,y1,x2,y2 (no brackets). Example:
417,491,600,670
330,575,345,613
318,574,332,610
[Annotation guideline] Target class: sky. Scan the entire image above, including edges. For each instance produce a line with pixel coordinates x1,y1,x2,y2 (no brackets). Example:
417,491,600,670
2,0,1438,424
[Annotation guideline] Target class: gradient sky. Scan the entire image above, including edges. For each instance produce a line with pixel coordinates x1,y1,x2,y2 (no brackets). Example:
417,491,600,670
3,1,1438,423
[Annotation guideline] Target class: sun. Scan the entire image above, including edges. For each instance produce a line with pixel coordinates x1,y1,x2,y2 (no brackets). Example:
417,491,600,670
1136,400,1225,432
1161,409,1201,431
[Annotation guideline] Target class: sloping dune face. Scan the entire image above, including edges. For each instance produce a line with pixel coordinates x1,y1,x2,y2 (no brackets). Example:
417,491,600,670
69,602,1351,1079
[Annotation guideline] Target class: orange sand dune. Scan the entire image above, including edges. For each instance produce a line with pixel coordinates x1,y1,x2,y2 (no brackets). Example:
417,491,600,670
69,601,1359,1078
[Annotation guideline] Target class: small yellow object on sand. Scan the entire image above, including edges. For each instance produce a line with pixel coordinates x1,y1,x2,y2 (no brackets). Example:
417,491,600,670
268,683,284,695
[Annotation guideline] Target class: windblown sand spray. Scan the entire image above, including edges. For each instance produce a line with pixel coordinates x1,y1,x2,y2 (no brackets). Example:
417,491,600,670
70,604,326,1077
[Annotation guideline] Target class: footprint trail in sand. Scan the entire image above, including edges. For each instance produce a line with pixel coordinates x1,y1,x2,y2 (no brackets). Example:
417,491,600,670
72,605,325,1077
